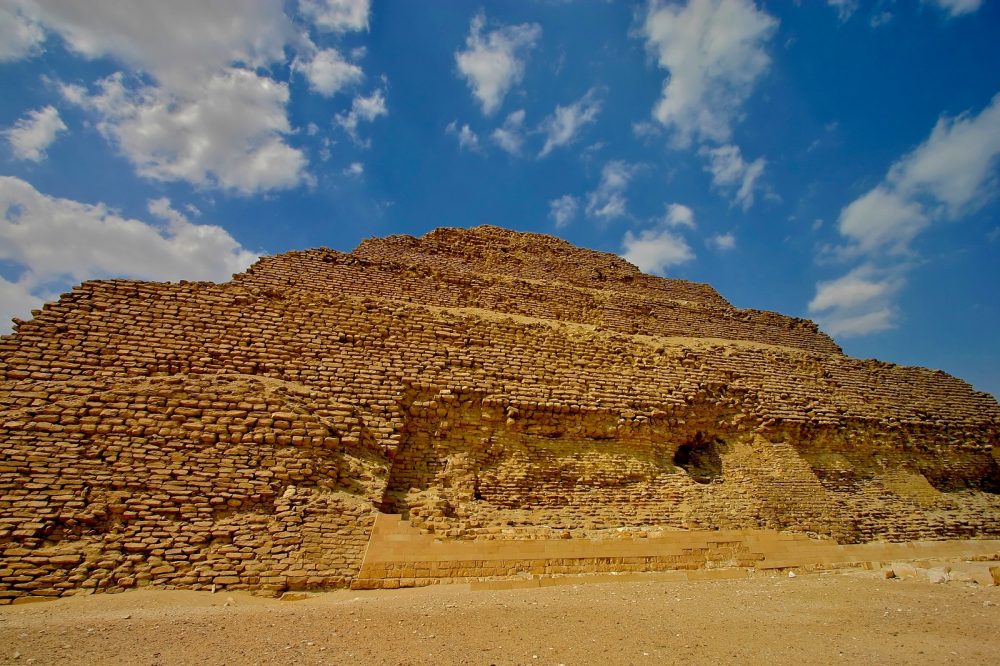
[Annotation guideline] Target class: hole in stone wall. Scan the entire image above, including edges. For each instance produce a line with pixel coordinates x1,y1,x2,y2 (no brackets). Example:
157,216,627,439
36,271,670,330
673,433,725,484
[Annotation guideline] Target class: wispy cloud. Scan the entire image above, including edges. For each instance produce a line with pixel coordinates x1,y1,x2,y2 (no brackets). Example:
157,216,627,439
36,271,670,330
492,109,526,155
4,105,67,162
924,0,982,18
700,144,767,211
549,194,579,228
446,121,482,152
336,88,389,144
586,160,640,221
538,89,602,157
0,5,44,62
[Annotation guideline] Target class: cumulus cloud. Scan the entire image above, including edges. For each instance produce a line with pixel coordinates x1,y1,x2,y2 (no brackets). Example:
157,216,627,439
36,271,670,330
925,0,982,17
700,143,767,210
621,227,694,275
0,176,258,332
336,88,388,143
0,4,44,61
8,1,384,193
836,186,929,256
492,109,526,155
887,96,1000,218
13,0,293,91
455,12,541,116
446,121,482,152
808,265,902,337
662,203,696,229
549,195,579,228
297,48,363,97
586,161,639,220
836,94,1000,257
63,70,309,194
343,162,363,176
299,0,371,33
707,232,736,251
812,94,1000,337
4,105,67,161
538,89,602,157
641,0,778,146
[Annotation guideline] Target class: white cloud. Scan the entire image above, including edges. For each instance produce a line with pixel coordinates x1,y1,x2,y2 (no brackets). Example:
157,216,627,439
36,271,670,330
833,94,1000,257
815,96,1000,339
14,0,293,92
492,109,526,155
887,94,1000,218
0,4,44,61
299,0,371,32
297,48,363,97
586,161,639,220
700,143,767,210
809,267,895,312
538,89,602,157
9,1,387,193
632,121,663,142
826,0,858,20
924,0,982,17
549,195,578,228
0,176,258,333
819,307,895,337
4,105,67,161
64,70,308,194
808,265,902,337
707,232,736,251
662,203,696,229
0,274,45,330
621,227,694,275
336,88,388,143
641,0,778,145
455,12,541,116
343,162,363,176
446,121,482,152
837,185,929,255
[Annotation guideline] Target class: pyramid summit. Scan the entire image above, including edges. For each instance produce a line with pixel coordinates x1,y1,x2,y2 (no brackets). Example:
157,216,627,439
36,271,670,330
1,225,998,599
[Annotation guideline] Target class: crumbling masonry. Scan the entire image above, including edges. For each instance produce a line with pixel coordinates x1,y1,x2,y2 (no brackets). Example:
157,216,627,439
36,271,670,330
1,226,998,600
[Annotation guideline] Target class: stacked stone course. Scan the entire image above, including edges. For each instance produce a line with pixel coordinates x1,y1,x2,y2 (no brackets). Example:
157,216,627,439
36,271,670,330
1,225,998,600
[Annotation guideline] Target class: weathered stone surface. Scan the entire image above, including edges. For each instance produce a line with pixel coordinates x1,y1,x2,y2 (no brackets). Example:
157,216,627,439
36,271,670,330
0,225,998,600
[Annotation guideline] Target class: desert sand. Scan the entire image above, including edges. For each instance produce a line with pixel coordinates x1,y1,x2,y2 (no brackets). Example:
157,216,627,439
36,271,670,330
1,570,997,665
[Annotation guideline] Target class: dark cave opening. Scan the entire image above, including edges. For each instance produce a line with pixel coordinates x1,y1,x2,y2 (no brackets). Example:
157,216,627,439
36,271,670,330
673,433,725,484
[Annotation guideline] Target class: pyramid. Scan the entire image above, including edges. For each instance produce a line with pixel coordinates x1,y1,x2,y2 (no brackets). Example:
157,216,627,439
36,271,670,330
1,225,998,599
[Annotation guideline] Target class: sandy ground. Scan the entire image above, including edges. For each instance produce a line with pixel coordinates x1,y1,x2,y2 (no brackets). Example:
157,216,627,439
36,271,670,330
1,570,998,665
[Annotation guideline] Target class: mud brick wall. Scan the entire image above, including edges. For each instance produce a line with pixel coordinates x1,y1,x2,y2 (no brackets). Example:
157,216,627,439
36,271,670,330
238,237,841,355
1,225,999,600
0,374,383,602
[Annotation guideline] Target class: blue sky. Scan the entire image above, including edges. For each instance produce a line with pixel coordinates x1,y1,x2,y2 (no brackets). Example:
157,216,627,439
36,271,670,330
1,0,999,398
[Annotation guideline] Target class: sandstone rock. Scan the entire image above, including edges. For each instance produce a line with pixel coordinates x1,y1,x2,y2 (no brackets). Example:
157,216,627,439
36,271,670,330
0,225,997,601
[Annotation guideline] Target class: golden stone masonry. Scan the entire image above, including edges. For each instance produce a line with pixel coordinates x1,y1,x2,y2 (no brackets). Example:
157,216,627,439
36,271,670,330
1,225,998,601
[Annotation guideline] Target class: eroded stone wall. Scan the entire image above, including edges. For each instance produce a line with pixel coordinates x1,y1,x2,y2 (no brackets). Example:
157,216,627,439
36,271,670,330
237,245,840,355
1,225,998,600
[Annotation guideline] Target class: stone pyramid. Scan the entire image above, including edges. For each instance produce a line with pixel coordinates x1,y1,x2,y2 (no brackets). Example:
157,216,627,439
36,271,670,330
1,225,998,599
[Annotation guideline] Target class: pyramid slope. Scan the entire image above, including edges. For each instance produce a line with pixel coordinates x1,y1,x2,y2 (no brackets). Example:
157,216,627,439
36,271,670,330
0,226,997,599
